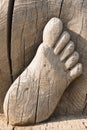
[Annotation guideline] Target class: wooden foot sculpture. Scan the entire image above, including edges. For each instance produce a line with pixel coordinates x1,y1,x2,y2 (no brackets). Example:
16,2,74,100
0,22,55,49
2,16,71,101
4,18,82,126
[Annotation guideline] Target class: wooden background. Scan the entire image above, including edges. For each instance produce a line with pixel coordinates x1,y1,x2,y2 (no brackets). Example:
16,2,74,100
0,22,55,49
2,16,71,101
0,0,87,116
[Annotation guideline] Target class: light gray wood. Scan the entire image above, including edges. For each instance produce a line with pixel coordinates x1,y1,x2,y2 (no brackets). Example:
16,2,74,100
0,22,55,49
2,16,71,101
55,0,87,115
11,0,62,80
0,0,87,119
11,0,87,116
4,18,82,125
15,116,87,130
0,114,87,130
0,0,11,112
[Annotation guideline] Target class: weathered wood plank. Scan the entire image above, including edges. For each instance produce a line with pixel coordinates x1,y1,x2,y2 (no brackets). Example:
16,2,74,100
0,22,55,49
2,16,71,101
11,0,87,115
0,0,86,116
55,0,87,115
11,0,62,80
0,0,12,112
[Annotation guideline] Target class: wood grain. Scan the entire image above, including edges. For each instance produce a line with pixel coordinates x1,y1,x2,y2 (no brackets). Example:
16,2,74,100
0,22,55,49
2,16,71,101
11,0,87,115
0,114,87,130
0,0,87,116
0,0,12,112
55,0,87,115
11,0,62,80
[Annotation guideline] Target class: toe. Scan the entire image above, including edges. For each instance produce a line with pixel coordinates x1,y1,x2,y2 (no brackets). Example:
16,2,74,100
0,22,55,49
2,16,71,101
67,63,82,85
43,17,63,48
60,41,75,61
54,31,70,55
65,52,79,70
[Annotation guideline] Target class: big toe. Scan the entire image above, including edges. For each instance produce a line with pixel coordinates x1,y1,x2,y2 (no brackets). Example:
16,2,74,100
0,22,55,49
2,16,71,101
43,17,63,48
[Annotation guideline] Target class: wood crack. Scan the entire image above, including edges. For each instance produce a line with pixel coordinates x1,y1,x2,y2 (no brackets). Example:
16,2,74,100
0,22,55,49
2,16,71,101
7,93,10,125
7,0,15,82
34,72,41,123
34,0,38,46
47,0,48,20
59,0,64,18
20,0,27,68
16,77,20,103
12,127,15,130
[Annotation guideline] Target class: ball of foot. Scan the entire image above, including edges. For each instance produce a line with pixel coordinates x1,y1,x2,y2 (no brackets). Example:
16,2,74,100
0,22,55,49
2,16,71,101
4,17,82,126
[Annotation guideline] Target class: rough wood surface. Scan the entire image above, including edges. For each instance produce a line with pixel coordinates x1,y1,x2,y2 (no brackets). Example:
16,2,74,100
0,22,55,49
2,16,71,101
4,18,82,126
0,0,87,117
11,0,62,80
0,0,12,112
10,0,87,115
0,114,87,130
55,0,87,115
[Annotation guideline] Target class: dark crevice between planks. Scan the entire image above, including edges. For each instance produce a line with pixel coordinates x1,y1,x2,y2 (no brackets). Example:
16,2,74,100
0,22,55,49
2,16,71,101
59,0,64,18
7,0,15,83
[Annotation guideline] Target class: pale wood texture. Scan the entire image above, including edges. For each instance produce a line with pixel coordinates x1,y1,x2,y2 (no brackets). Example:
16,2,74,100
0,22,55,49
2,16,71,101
4,18,82,126
11,0,87,115
55,0,87,115
0,0,87,116
11,0,62,80
0,0,11,112
0,114,87,130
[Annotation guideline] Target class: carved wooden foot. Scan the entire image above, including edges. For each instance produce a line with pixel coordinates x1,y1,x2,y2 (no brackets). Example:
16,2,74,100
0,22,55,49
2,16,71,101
4,18,82,126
